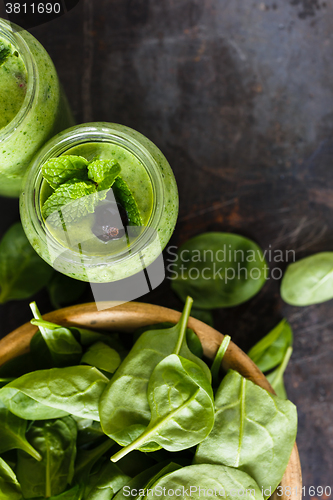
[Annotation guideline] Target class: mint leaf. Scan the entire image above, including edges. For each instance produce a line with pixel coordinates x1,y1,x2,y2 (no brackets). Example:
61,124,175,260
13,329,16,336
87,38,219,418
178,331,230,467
88,159,121,191
0,41,11,67
112,177,142,226
42,179,97,226
42,156,89,189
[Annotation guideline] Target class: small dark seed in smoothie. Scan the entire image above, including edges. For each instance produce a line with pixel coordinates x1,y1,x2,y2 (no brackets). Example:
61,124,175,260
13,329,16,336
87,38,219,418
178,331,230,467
92,202,129,242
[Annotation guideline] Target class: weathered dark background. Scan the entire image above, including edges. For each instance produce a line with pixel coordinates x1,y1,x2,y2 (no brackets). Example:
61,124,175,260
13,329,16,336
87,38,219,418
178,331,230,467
0,0,333,495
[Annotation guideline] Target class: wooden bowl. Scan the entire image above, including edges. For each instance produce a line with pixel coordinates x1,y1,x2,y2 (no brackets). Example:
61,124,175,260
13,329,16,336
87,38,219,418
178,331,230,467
0,301,302,500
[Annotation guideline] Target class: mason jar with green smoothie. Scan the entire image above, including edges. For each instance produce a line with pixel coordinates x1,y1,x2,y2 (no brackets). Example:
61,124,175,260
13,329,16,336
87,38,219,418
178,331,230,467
0,18,73,197
20,123,179,283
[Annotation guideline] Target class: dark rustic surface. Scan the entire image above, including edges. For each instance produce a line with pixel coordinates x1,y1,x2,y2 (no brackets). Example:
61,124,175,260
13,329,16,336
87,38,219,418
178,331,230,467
0,0,333,495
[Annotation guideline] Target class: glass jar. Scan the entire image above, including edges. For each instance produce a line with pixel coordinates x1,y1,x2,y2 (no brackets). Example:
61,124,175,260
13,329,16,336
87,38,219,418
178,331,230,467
20,122,179,283
0,18,74,197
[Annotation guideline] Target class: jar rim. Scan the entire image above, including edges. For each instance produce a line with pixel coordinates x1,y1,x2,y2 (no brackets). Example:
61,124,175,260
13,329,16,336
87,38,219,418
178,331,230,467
0,19,37,142
21,122,166,271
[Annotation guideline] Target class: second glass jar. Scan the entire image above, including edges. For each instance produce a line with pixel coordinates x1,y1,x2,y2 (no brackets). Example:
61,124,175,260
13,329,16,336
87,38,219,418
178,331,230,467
0,18,74,197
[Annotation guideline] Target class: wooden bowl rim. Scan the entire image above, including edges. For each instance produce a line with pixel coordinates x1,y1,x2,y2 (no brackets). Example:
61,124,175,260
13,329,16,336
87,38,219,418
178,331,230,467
0,301,302,499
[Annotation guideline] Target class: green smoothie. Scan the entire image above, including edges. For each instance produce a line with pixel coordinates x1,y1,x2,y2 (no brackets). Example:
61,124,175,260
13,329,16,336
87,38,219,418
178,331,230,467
20,123,179,283
0,39,27,129
0,19,74,197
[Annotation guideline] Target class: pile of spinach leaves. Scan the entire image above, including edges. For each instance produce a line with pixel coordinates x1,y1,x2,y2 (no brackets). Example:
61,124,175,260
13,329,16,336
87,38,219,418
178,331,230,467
0,297,297,500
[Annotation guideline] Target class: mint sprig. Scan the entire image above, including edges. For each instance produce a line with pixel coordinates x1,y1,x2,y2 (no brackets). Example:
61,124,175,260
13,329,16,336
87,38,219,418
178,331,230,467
41,155,143,228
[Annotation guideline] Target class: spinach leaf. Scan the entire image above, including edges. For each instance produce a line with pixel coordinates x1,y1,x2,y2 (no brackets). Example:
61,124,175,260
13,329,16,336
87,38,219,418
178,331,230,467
39,485,83,499
111,354,214,461
131,322,173,343
0,222,53,304
100,297,211,449
194,370,297,498
81,342,121,374
134,463,181,500
32,316,124,353
113,462,180,500
133,322,203,358
247,319,293,373
0,366,108,421
30,302,82,368
281,252,333,306
82,461,130,500
0,401,41,460
266,346,293,399
48,272,88,310
16,417,77,498
171,232,268,308
42,155,89,189
30,329,54,370
0,457,22,500
78,329,125,352
0,390,69,421
211,335,231,387
74,438,115,482
75,417,105,446
145,464,264,500
191,308,214,327
0,352,36,379
0,378,14,388
111,450,157,478
186,328,204,358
